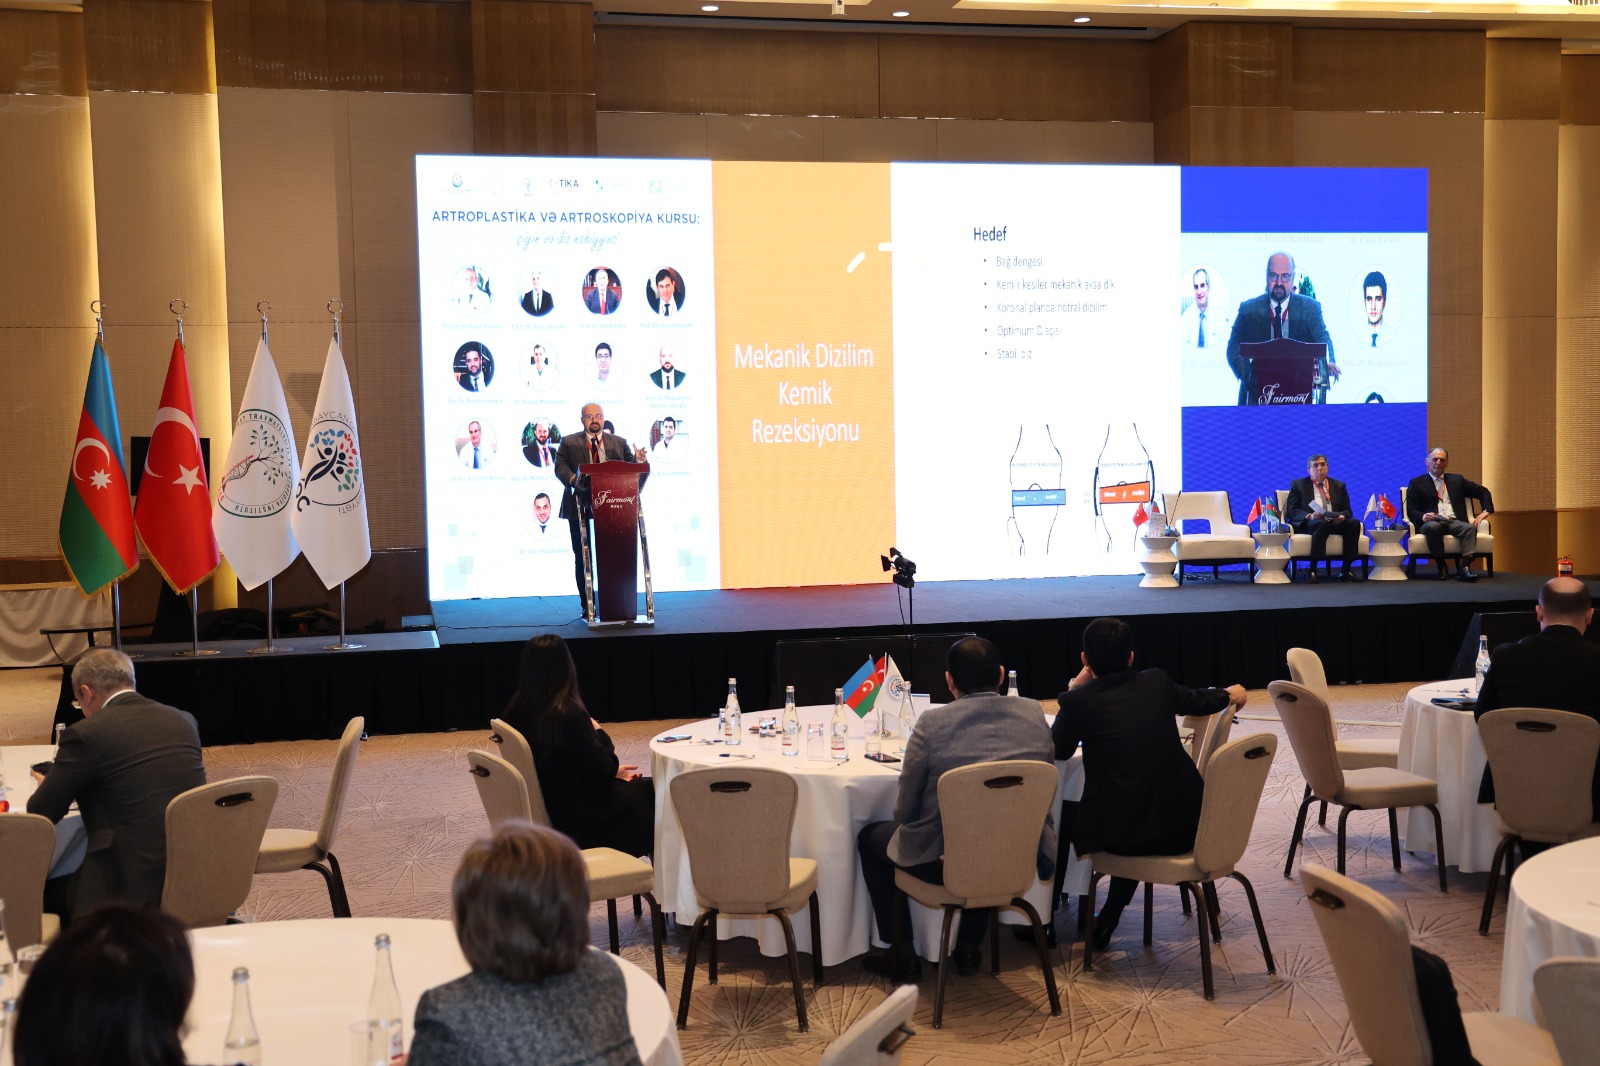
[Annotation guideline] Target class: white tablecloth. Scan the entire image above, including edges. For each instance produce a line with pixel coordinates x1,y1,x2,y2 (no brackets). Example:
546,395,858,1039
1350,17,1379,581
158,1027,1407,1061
650,708,1083,966
185,918,681,1066
0,582,108,668
1,743,86,878
1397,680,1499,873
1499,836,1600,1022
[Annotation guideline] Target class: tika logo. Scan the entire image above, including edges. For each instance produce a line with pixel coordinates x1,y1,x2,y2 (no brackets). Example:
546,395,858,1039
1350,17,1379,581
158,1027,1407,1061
593,490,637,508
1259,383,1311,405
559,179,580,188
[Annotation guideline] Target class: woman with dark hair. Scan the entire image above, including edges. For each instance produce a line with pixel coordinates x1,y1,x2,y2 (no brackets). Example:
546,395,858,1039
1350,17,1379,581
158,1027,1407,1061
408,822,643,1066
12,904,197,1066
501,634,654,857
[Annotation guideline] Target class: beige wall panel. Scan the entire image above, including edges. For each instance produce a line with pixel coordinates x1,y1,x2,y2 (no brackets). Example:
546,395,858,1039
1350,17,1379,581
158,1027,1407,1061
1292,111,1484,321
705,115,828,162
0,9,86,97
1292,28,1485,114
821,118,940,163
472,0,594,95
1152,106,1190,165
1557,124,1600,321
0,327,101,556
1481,315,1555,511
1483,119,1558,318
1556,509,1600,576
1426,312,1483,477
83,0,215,95
1557,318,1600,511
473,90,598,156
0,96,98,329
1557,124,1600,517
934,120,1153,164
340,320,424,549
1560,55,1600,127
1166,23,1293,111
1492,509,1556,576
597,111,711,158
1185,106,1292,167
1486,39,1560,121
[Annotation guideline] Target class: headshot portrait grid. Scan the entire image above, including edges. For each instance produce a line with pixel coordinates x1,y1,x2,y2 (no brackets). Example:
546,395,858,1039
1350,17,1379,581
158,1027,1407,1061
451,264,492,317
456,418,497,471
454,340,494,393
644,267,686,318
582,267,621,316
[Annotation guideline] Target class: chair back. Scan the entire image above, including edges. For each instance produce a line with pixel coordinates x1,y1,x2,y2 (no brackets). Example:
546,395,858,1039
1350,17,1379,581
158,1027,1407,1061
1268,681,1346,800
1196,711,1237,775
490,718,551,826
670,766,797,912
467,749,533,829
817,984,918,1066
1286,647,1332,705
1192,735,1276,873
163,776,279,928
0,813,57,948
315,716,364,853
936,760,1057,904
1533,957,1600,1066
1480,708,1600,836
1161,490,1248,537
1300,863,1431,1066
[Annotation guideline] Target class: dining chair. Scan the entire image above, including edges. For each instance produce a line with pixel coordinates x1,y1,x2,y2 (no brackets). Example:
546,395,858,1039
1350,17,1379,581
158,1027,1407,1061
466,748,665,987
162,776,280,928
1301,863,1557,1066
255,716,363,917
890,759,1059,1028
817,984,918,1066
1287,647,1401,827
1532,957,1600,1066
0,812,59,948
1271,681,1448,891
669,765,822,1032
1476,708,1600,935
1195,710,1236,775
1083,735,1278,999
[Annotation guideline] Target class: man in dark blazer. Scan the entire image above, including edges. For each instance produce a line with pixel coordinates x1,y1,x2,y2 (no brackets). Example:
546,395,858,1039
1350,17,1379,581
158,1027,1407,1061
1225,251,1339,405
1053,617,1246,951
1473,578,1600,824
553,402,647,612
856,636,1055,979
1286,453,1363,581
28,648,206,921
520,268,553,317
1406,446,1494,581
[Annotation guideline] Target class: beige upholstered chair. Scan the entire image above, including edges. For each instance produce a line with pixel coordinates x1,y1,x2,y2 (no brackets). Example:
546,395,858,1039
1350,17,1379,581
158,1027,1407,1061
489,718,552,826
1274,489,1371,580
467,748,665,987
890,760,1060,1029
162,776,279,929
1270,681,1448,890
1400,486,1495,577
817,984,918,1066
1161,491,1256,584
1533,957,1600,1066
1084,735,1279,999
0,813,60,948
254,715,363,917
670,765,822,1032
1301,863,1557,1066
1287,647,1401,827
1476,708,1600,935
1195,710,1236,775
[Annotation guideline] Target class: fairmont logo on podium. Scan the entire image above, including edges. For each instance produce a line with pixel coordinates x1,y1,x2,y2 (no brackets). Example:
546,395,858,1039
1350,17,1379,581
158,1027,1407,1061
593,490,637,507
1259,383,1311,404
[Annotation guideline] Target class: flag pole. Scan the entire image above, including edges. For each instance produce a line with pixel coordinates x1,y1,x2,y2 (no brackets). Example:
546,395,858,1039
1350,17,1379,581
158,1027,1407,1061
168,300,218,659
323,300,364,652
91,299,129,654
247,302,286,656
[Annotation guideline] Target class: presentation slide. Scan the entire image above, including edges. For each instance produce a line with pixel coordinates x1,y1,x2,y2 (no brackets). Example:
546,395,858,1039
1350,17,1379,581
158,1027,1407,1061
416,158,1427,601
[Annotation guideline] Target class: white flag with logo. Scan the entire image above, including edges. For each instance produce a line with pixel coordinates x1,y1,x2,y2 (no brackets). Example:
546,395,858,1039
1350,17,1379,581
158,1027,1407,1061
882,655,911,720
290,337,371,587
213,338,301,590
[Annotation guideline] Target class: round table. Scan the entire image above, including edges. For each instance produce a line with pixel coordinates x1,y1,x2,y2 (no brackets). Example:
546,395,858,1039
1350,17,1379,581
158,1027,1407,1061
1137,534,1179,588
184,918,681,1066
1367,527,1409,581
1499,836,1600,1022
1252,530,1291,584
1397,680,1498,873
650,709,1084,965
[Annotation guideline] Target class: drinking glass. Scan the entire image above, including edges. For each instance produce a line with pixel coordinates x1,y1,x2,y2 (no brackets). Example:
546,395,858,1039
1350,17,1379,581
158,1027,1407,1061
349,1020,395,1066
10,945,43,1003
758,717,778,751
865,712,882,757
805,723,825,760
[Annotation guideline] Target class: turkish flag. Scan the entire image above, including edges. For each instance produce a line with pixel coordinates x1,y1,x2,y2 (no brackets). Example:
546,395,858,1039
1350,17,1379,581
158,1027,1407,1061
1247,497,1263,526
134,338,219,594
1133,502,1149,527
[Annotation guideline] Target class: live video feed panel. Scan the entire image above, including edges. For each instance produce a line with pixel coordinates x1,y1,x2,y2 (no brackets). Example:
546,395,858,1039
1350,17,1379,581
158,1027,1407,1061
415,157,1429,601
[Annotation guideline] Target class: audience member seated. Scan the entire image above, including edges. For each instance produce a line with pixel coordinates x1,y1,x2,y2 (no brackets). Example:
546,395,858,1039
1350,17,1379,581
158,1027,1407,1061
856,635,1055,980
408,822,644,1066
12,903,203,1066
1052,617,1247,950
500,635,654,858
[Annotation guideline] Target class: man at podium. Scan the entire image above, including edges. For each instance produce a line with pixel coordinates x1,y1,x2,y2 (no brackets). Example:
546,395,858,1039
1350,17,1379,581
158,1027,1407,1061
1225,251,1338,406
554,402,647,611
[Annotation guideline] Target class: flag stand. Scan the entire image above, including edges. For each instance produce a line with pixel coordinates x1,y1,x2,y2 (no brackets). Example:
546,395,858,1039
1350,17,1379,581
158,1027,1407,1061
325,581,364,651
245,303,286,656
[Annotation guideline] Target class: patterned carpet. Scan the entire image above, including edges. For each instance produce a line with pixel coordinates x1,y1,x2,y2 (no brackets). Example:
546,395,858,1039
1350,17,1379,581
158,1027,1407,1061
1,668,1508,1064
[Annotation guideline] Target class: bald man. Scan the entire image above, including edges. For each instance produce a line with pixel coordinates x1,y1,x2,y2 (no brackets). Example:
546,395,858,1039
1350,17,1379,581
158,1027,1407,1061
1224,251,1337,406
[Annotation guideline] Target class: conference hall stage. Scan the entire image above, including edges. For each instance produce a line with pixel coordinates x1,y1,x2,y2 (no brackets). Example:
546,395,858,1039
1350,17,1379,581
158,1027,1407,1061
124,570,1547,746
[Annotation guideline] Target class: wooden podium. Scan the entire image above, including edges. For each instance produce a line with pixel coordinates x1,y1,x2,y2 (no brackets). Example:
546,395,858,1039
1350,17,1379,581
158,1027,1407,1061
579,461,654,627
1240,338,1329,406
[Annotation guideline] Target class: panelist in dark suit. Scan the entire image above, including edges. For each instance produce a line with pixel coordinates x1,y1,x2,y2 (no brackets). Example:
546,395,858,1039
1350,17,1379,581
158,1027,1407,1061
1053,617,1246,950
1225,251,1339,405
1473,577,1600,823
1406,447,1494,582
554,402,647,613
582,267,620,315
28,648,206,921
1286,453,1363,581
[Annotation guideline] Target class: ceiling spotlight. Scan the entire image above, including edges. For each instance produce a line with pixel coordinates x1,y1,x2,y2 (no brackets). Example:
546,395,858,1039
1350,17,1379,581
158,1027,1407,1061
892,8,910,13
1074,14,1091,21
701,3,718,9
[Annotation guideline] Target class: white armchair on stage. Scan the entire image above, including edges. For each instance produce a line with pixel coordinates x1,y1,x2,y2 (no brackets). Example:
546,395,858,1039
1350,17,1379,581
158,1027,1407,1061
1275,490,1371,581
1399,487,1495,578
1161,492,1256,585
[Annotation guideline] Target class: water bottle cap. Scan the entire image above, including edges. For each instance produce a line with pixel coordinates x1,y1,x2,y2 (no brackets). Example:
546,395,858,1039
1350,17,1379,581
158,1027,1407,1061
375,933,391,949
232,967,250,980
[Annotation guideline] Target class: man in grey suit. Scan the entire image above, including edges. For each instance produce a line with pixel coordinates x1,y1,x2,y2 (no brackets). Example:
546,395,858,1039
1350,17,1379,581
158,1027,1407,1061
1225,251,1340,405
28,648,206,921
856,636,1055,979
554,402,648,613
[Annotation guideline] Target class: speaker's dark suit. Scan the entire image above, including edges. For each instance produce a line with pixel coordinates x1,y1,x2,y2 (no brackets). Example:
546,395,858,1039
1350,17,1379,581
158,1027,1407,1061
27,691,206,918
1286,475,1362,569
1406,472,1494,564
553,432,646,604
1473,624,1600,808
1225,292,1334,405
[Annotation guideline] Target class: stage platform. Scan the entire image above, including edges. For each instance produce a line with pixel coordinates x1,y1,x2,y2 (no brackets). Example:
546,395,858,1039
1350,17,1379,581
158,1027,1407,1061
118,570,1545,746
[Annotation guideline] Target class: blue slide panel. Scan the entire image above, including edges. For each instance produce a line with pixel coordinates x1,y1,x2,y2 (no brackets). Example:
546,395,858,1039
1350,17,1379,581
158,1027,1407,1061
1182,168,1429,234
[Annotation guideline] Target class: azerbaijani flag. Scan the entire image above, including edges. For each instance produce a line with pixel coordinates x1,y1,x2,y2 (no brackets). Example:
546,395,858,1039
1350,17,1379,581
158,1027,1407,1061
843,655,887,718
59,339,138,595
